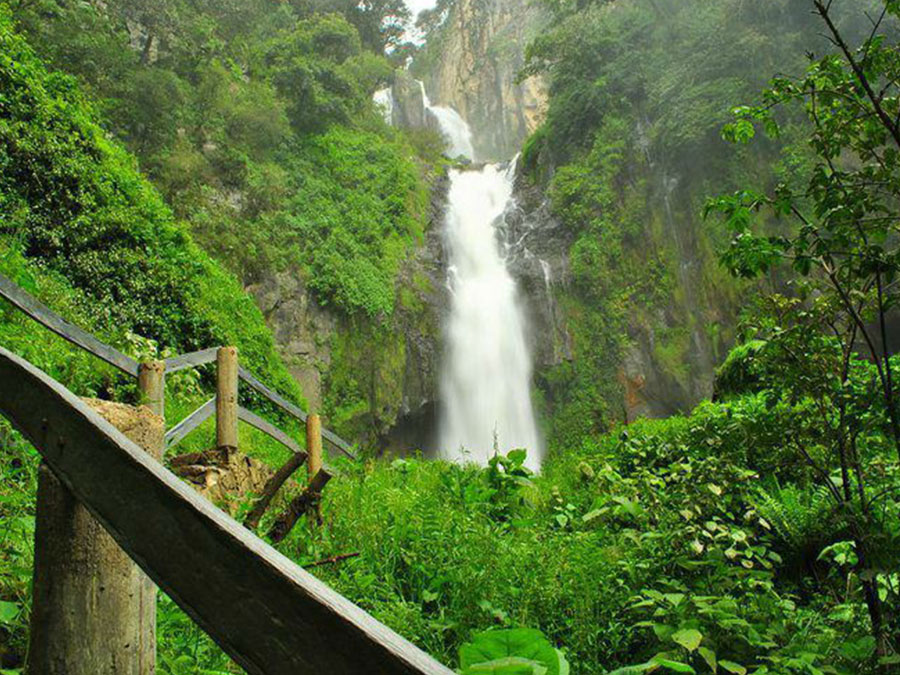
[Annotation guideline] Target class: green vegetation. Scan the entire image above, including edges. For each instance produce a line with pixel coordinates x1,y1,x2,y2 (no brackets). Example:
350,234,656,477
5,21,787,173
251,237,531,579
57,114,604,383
1,0,900,673
3,0,444,437
9,0,434,319
517,0,866,446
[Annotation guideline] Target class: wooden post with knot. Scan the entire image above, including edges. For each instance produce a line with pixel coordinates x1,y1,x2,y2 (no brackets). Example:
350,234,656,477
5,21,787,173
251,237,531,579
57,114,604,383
28,361,165,674
216,347,239,454
267,413,331,543
306,413,323,528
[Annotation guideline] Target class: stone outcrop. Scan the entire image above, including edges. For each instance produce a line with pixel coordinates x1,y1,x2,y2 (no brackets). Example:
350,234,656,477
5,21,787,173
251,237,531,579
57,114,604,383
247,174,450,454
411,0,548,161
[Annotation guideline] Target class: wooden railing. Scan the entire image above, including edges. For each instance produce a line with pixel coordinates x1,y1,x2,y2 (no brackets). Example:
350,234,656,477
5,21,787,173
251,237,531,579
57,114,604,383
0,272,355,459
0,346,452,675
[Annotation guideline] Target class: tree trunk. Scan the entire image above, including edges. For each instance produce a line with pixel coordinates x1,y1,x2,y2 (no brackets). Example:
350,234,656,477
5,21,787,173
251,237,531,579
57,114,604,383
28,399,163,674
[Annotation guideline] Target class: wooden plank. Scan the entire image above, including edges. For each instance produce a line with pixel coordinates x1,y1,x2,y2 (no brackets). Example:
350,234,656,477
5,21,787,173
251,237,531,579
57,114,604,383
0,273,139,376
268,469,333,544
244,451,308,531
165,397,216,449
238,367,357,459
164,348,219,374
237,406,303,455
216,347,239,451
0,347,454,675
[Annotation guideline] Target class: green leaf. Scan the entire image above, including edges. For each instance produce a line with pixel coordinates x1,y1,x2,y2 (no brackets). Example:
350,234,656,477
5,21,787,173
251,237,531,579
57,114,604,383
698,647,717,672
462,656,548,675
671,629,703,652
460,629,563,675
651,655,695,673
604,664,655,675
718,662,746,675
0,601,20,624
556,650,570,675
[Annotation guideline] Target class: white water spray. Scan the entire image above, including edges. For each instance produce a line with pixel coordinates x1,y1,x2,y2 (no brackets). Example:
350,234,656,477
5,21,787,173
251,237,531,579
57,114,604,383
439,161,542,470
373,87,394,124
420,82,475,161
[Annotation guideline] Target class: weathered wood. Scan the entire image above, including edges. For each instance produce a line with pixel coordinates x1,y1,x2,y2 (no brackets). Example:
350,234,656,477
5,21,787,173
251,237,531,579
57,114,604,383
164,347,219,374
136,362,165,673
307,413,323,481
0,272,139,376
0,347,453,675
238,406,303,454
165,397,216,449
268,469,333,544
306,413,323,528
238,366,356,459
216,347,238,451
28,399,163,675
138,360,165,418
244,451,308,531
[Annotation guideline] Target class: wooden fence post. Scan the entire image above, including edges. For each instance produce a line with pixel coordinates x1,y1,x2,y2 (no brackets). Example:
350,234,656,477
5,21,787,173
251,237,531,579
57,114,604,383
216,347,238,453
307,413,322,527
138,359,165,418
28,398,164,674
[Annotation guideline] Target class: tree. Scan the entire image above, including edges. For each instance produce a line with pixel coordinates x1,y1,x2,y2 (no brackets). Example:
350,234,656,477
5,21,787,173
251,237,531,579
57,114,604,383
707,0,900,660
313,0,410,54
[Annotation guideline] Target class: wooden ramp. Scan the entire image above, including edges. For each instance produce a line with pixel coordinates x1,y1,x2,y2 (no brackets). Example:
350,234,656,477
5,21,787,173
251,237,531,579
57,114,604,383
0,346,452,675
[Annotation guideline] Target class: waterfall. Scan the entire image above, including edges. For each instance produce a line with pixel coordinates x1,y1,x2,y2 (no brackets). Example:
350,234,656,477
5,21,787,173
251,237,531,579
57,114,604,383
373,87,394,124
439,161,543,470
373,79,541,467
419,82,475,161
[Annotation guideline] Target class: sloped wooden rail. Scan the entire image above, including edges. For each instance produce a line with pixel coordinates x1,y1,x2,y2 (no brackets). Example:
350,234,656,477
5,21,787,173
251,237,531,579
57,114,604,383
0,273,139,376
0,272,355,459
0,347,452,675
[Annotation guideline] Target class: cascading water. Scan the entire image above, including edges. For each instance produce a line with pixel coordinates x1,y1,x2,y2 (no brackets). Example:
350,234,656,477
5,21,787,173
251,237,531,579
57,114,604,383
438,160,543,470
373,87,394,124
418,82,475,160
373,79,542,468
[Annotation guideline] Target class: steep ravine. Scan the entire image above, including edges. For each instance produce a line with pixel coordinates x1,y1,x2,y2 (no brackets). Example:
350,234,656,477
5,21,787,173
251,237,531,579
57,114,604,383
250,0,743,454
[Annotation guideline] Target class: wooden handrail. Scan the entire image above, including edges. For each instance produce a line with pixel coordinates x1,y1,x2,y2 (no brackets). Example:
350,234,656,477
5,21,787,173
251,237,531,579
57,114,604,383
164,347,219,373
0,273,139,376
238,406,304,455
0,272,355,459
239,367,356,459
165,397,216,449
0,347,452,675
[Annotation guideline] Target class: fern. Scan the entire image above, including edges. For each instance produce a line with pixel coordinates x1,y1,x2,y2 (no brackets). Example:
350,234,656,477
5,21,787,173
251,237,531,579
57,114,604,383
753,483,836,556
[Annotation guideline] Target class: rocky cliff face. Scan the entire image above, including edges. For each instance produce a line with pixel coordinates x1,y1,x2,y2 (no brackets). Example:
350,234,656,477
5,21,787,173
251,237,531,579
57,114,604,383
247,174,450,455
411,0,548,161
506,161,734,428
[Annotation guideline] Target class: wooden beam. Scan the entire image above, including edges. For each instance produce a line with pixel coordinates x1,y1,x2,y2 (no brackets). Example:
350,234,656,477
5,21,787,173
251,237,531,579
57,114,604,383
238,367,357,459
0,347,453,675
307,413,323,528
268,469,333,544
216,347,238,452
138,360,166,419
164,397,216,450
29,401,163,674
164,347,219,374
244,451,307,531
238,406,303,455
0,273,139,376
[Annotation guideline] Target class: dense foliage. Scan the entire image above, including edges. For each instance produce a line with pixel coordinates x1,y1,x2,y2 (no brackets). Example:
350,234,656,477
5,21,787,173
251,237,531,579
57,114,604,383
0,8,297,394
518,0,886,448
9,0,434,318
1,0,899,673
